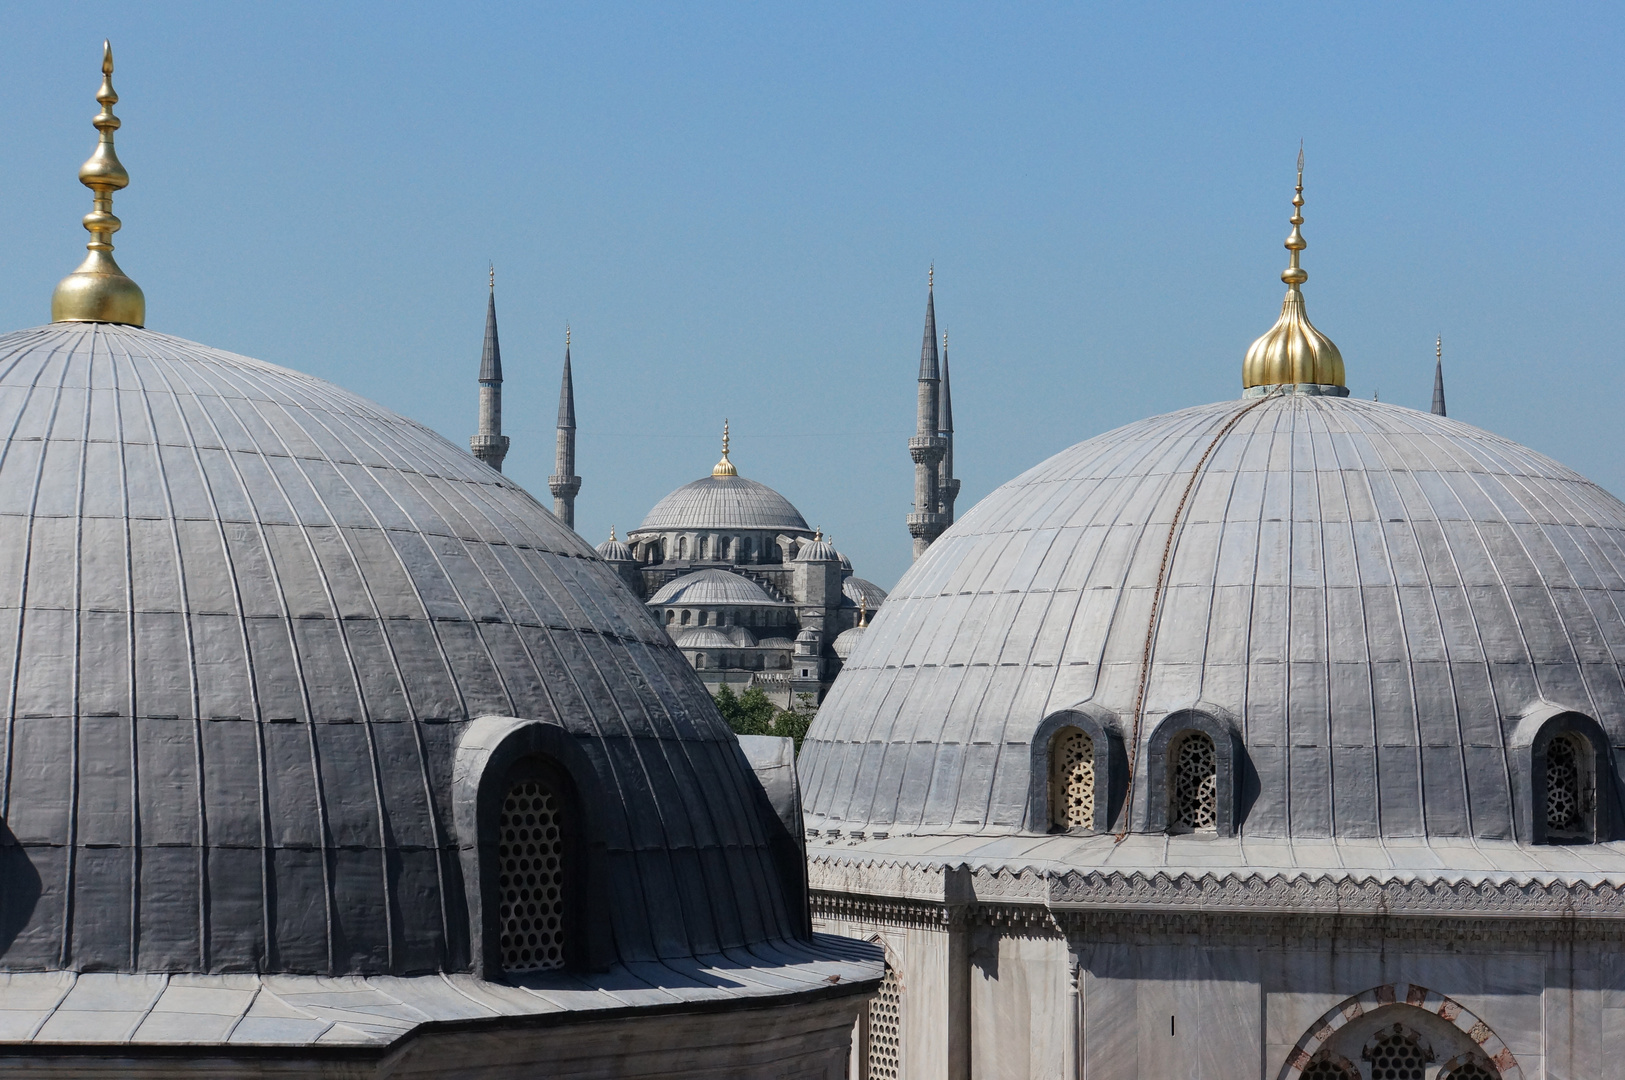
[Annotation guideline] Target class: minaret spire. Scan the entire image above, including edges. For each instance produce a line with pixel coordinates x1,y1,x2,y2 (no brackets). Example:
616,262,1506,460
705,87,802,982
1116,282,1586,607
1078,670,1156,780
937,328,960,526
907,265,947,559
1431,335,1447,417
52,41,145,327
549,326,582,528
469,268,510,472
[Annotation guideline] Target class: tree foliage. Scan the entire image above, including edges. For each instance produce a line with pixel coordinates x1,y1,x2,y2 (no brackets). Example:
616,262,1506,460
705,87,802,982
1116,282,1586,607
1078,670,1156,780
713,684,813,751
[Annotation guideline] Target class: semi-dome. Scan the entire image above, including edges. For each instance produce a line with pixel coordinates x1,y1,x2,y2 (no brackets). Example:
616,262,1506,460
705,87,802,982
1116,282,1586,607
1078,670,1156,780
830,624,867,661
673,626,738,649
0,322,807,975
841,576,888,611
648,567,783,607
802,391,1625,845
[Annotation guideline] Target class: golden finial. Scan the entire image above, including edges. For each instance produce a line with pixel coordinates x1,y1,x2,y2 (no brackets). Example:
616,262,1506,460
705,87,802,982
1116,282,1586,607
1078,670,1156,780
1241,147,1345,391
928,264,934,289
52,41,145,327
712,419,737,476
859,596,869,628
1437,335,1442,362
489,263,495,290
566,324,571,348
608,526,616,541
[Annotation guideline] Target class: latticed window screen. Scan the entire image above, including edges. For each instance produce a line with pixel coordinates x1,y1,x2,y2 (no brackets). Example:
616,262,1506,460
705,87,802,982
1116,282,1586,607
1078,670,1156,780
1051,729,1095,829
1545,733,1586,834
498,779,565,973
867,964,903,1079
1442,1061,1498,1080
1299,1055,1359,1080
1171,731,1218,832
1362,1024,1430,1080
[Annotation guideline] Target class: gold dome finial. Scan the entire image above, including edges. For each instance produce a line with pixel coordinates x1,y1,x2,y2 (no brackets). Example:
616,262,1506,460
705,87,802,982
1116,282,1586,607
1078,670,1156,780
489,263,495,290
928,263,934,289
608,526,616,541
713,419,737,476
1241,147,1345,392
52,41,145,327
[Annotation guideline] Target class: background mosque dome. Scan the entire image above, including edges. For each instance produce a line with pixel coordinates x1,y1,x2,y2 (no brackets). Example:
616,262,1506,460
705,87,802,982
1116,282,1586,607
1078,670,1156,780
801,393,1625,845
0,322,808,976
636,474,810,533
830,624,867,661
595,531,634,562
673,626,739,649
648,567,784,607
840,576,888,612
795,535,838,562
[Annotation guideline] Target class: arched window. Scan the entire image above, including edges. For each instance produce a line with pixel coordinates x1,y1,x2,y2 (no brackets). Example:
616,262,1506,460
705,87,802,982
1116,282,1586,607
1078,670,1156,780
665,609,675,625
1545,731,1592,841
677,536,688,560
1169,730,1218,833
497,776,566,974
1441,1060,1498,1080
680,609,691,626
1049,728,1094,830
1361,1024,1431,1080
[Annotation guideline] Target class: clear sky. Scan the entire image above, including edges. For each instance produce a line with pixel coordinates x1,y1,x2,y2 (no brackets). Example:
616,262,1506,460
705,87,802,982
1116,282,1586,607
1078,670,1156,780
1,3,1621,590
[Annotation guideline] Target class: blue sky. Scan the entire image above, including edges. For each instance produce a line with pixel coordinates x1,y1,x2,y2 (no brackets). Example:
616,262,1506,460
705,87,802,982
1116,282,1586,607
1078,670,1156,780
0,3,1621,590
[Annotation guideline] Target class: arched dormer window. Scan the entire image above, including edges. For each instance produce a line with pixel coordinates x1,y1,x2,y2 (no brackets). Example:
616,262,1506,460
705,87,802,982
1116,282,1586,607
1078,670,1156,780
454,717,606,979
1049,728,1095,830
1517,706,1613,844
1145,707,1244,837
1545,732,1590,840
1028,707,1123,833
1170,731,1217,833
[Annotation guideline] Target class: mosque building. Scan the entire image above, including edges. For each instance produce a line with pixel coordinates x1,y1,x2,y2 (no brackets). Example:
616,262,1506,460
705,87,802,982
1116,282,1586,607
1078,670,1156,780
0,44,884,1076
803,155,1625,1079
467,271,961,709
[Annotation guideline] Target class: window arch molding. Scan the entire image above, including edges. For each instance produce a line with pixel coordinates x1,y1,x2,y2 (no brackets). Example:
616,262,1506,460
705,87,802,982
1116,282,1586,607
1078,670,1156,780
1027,705,1124,833
1513,703,1615,844
453,715,613,977
1144,705,1245,837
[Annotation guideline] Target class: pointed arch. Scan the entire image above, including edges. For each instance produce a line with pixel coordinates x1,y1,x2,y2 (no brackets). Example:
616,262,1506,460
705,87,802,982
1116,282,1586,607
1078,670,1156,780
1278,983,1521,1080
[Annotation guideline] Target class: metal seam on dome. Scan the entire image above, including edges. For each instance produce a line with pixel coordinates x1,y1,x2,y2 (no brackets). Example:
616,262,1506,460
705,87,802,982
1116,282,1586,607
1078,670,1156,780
1117,387,1283,841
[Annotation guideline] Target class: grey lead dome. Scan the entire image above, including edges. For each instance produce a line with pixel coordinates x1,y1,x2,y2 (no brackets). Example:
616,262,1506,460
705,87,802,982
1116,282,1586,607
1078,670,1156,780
637,474,810,533
0,323,801,974
802,392,1625,842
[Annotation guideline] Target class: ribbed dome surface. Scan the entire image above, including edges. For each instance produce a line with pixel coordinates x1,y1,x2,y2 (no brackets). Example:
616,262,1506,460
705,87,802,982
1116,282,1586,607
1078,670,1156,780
635,474,810,533
802,393,1625,842
0,324,800,975
649,568,784,607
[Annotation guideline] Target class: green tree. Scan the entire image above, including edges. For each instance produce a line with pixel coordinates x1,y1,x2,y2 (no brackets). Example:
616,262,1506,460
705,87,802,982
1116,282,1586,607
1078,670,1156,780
714,683,770,735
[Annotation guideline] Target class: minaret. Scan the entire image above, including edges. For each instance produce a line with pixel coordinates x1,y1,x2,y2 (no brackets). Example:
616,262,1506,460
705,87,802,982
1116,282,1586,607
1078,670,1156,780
907,267,947,560
548,327,581,529
937,328,960,526
469,268,510,472
1431,335,1447,417
52,42,144,327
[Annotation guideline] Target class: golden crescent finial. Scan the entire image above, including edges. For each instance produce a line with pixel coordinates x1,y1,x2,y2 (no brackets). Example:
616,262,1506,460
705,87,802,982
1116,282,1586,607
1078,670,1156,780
565,323,571,348
608,526,616,541
489,263,495,290
1437,334,1442,361
859,595,869,628
52,40,145,326
928,263,934,289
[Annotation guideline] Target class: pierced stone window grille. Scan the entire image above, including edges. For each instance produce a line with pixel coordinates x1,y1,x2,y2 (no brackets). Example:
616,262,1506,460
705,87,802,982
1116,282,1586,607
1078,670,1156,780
1299,1054,1359,1080
498,779,565,973
1170,731,1218,833
1545,732,1590,838
1362,1024,1431,1080
1441,1061,1497,1080
1050,728,1095,830
867,964,903,1080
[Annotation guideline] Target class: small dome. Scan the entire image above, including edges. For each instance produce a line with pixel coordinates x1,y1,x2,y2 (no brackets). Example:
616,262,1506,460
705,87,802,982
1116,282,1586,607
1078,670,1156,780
649,568,784,607
796,536,838,562
759,637,796,651
675,627,737,649
841,577,888,610
635,475,810,533
831,625,867,661
726,625,759,647
596,530,634,562
838,551,853,572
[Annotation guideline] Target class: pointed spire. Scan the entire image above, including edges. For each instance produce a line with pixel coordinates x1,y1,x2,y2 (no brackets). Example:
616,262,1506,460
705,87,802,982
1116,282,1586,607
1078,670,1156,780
52,40,145,326
919,264,940,381
557,326,575,429
938,327,960,526
1431,335,1447,416
713,419,738,477
478,269,502,383
549,326,582,528
1242,148,1346,391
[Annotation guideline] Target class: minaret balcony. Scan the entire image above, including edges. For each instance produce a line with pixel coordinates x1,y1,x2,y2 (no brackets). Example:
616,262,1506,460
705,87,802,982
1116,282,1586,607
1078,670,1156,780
548,474,581,498
908,434,946,465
